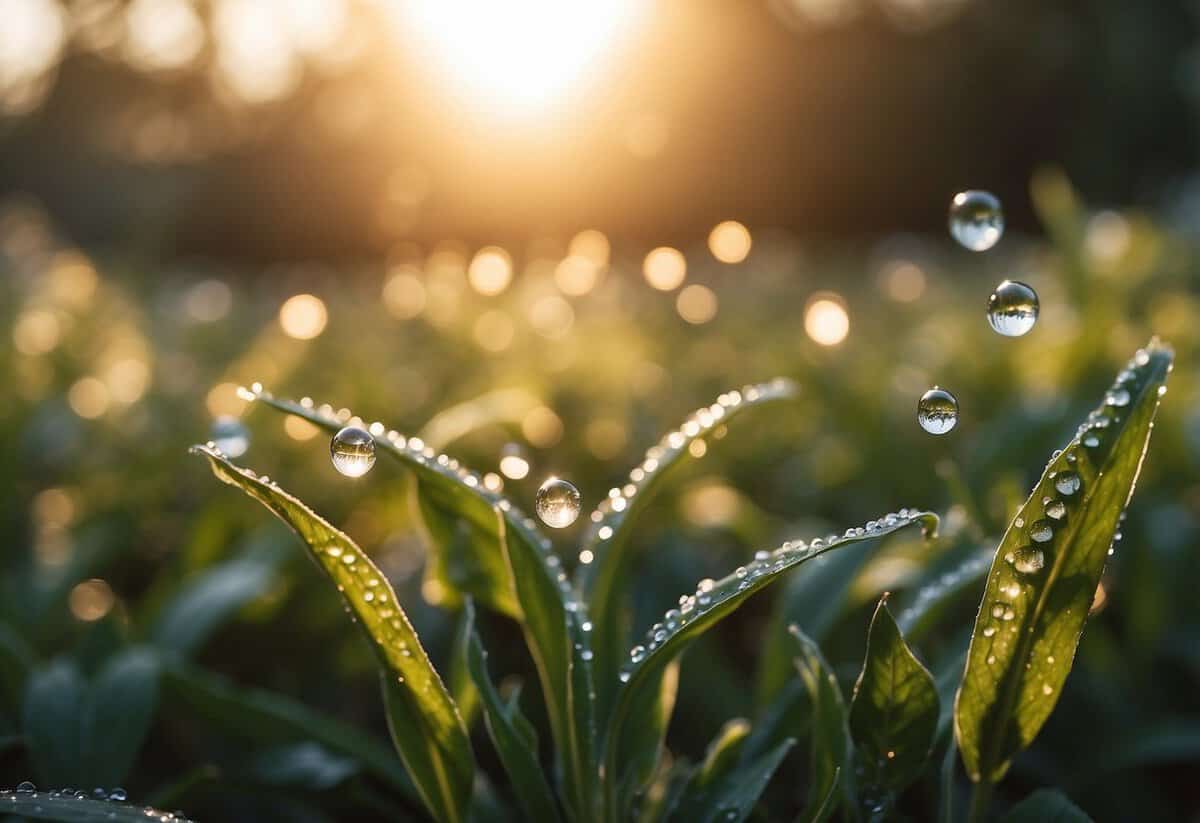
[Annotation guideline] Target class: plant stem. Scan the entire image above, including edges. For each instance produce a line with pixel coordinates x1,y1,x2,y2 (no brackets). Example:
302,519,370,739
967,779,994,823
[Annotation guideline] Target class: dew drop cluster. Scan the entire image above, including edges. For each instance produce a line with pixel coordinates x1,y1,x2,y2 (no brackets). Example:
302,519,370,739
0,782,192,822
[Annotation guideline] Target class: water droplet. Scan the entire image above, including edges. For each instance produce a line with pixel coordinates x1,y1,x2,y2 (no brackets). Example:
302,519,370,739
618,670,631,683
1042,683,1053,696
983,626,996,637
535,477,582,528
330,426,376,477
949,190,1004,251
92,788,108,800
986,654,997,665
1054,471,1081,496
1106,388,1131,407
210,416,249,457
917,387,959,435
1013,546,1045,574
109,788,127,802
1029,520,1054,543
1045,499,1066,520
16,782,35,794
986,280,1039,337
1083,434,1100,448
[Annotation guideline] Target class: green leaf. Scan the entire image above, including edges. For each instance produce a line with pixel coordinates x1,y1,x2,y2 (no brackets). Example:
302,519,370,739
245,388,533,617
79,647,160,787
191,444,474,823
895,547,992,642
0,623,33,723
460,600,561,823
615,661,679,818
605,509,937,822
1001,788,1092,823
791,625,850,823
492,507,597,821
573,379,798,721
150,536,287,657
0,790,198,822
415,387,542,452
23,660,86,786
848,598,939,799
953,340,1173,784
669,731,795,823
160,661,415,798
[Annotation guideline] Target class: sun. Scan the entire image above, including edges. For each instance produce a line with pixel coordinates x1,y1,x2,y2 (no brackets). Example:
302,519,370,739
391,0,643,115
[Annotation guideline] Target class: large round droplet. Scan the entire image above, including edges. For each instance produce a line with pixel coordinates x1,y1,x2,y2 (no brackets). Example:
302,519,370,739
210,416,249,458
1013,546,1045,574
1029,519,1054,543
917,387,959,435
535,477,581,528
330,426,376,477
986,280,1039,337
949,190,1004,251
1054,471,1081,496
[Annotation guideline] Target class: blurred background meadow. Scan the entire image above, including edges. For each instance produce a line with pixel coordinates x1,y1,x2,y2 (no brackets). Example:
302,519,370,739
1,1,1200,820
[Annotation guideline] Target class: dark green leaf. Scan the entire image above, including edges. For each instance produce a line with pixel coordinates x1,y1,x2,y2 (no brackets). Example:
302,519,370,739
192,444,474,823
79,647,160,787
150,537,287,657
615,661,679,819
0,623,33,724
954,341,1173,784
669,733,795,823
0,790,197,822
240,742,359,789
791,625,850,823
1001,788,1092,823
573,380,798,721
460,600,561,823
160,661,415,798
23,660,86,786
848,598,938,796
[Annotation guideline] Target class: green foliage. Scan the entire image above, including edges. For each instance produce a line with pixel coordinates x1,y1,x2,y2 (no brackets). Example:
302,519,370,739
1001,789,1093,823
791,625,851,822
954,341,1173,787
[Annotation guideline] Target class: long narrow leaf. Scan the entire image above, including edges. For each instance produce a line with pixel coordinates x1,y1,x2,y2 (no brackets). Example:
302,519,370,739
192,444,474,823
669,736,795,823
461,600,561,823
0,789,196,822
574,380,798,721
791,625,851,823
604,509,937,821
954,340,1173,784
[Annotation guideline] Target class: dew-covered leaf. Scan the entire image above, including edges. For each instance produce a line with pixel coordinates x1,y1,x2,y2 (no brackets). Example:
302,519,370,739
0,788,197,822
791,625,851,823
191,444,474,823
954,341,1173,784
1000,788,1092,823
573,379,797,718
245,387,551,618
460,600,561,823
604,510,936,818
848,598,938,798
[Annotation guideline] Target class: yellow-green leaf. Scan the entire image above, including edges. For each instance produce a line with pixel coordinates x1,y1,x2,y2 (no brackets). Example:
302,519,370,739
954,340,1173,784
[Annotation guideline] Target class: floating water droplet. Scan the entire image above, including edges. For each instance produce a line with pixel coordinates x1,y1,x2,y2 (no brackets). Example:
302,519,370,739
1029,520,1054,543
535,477,581,528
210,416,249,458
330,426,376,477
1013,546,1045,574
917,387,959,435
1054,471,1081,496
986,280,1039,337
949,190,1004,251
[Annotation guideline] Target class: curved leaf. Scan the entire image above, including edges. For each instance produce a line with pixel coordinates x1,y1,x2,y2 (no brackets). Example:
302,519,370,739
191,444,474,823
848,598,938,799
416,387,541,451
791,625,850,823
1001,788,1092,823
80,647,160,788
0,789,196,822
23,660,85,787
669,734,795,823
954,340,1173,784
604,509,937,820
461,600,561,823
895,547,992,642
574,379,798,720
244,387,545,617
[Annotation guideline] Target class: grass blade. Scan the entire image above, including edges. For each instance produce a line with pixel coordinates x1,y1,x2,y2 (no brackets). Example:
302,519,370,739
669,733,795,823
848,598,939,801
604,509,937,821
791,626,851,823
191,443,474,823
573,380,797,722
23,660,86,787
79,647,160,788
461,600,562,823
953,340,1173,785
0,790,197,822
